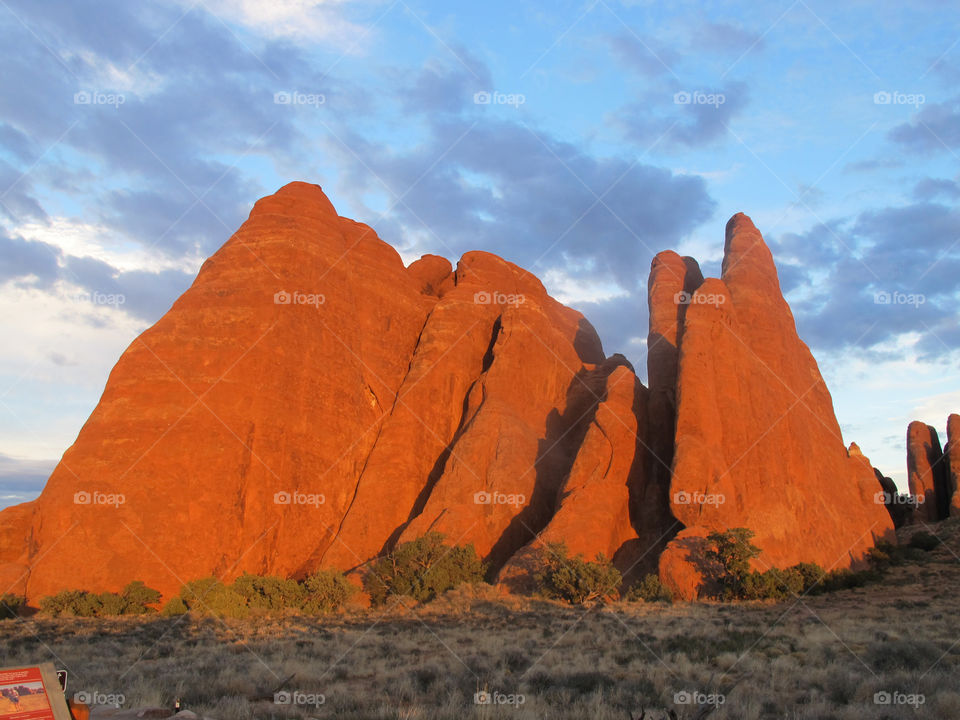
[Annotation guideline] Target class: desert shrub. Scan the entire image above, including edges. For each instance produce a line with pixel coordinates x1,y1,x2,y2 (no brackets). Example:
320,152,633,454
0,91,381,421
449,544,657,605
815,567,882,593
301,569,353,613
705,527,762,600
160,596,188,616
120,580,162,613
364,532,486,606
0,593,24,619
535,542,622,604
180,577,250,618
233,573,304,611
790,562,827,590
39,590,95,617
625,573,673,603
908,530,942,551
37,581,162,617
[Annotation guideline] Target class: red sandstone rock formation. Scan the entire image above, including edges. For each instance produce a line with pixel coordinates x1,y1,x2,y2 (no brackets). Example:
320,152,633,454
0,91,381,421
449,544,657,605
906,421,950,522
0,183,615,603
947,414,960,516
0,189,897,605
657,214,895,599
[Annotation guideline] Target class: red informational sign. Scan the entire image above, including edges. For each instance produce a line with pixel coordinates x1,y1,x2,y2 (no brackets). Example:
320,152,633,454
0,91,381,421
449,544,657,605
0,665,70,720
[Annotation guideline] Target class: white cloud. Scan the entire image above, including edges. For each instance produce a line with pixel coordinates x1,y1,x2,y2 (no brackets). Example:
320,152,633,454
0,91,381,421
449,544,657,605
16,217,203,274
196,0,368,46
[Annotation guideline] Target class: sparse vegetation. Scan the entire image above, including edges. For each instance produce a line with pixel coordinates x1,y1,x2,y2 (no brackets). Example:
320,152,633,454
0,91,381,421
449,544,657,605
9,520,959,718
625,573,673,603
38,582,162,617
0,593,24,619
364,532,486,606
535,542,622,604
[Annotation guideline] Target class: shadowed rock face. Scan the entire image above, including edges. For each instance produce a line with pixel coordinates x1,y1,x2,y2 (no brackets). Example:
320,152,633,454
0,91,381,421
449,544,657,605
948,414,960,515
656,213,895,599
0,187,895,603
907,421,950,522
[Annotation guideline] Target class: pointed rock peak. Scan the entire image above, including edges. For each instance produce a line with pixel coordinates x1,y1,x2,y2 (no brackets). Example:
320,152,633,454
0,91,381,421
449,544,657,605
721,212,781,294
250,180,339,222
848,442,864,457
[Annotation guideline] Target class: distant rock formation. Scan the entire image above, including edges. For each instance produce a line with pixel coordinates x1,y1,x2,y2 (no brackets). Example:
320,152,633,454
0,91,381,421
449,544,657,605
0,185,897,603
656,214,895,599
907,421,950,521
947,414,960,516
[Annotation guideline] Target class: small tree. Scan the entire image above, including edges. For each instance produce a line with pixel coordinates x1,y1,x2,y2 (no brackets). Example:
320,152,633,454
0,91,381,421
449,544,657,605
535,542,622,604
364,532,486,606
0,594,24,619
120,581,162,613
705,528,762,600
301,570,353,613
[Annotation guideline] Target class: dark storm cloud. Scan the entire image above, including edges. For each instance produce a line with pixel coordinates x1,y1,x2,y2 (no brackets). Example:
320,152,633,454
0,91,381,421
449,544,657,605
0,453,56,506
889,95,960,152
606,33,679,78
328,115,715,292
0,231,59,286
770,201,960,359
912,177,960,201
692,22,765,55
399,48,493,116
613,82,750,150
62,255,193,323
0,0,332,258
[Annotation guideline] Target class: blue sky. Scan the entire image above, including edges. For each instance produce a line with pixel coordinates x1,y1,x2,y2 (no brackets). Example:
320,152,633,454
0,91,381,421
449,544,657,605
1,0,958,508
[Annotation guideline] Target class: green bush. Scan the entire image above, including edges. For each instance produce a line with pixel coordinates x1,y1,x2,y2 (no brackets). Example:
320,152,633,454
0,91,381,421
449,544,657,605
625,573,673,603
233,573,304,611
160,596,188,616
120,581,162,613
535,542,622,604
364,532,486,606
38,581,163,617
908,531,942,551
0,593,24,619
705,528,762,600
301,570,353,613
179,578,250,618
39,589,96,617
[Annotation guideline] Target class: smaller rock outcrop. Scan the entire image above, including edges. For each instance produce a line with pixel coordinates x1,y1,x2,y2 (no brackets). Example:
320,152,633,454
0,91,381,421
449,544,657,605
907,421,950,522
